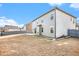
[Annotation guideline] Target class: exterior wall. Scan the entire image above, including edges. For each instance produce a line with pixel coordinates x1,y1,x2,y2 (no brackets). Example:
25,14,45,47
32,8,76,38
4,25,20,32
32,10,56,37
26,23,32,32
0,28,5,32
4,28,20,32
22,25,27,31
0,26,20,32
56,9,76,38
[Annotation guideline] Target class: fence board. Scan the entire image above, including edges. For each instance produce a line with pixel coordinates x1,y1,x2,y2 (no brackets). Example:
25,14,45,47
0,31,27,36
68,29,79,37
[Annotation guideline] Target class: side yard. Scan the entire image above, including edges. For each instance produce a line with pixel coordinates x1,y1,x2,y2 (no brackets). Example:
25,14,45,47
0,35,79,56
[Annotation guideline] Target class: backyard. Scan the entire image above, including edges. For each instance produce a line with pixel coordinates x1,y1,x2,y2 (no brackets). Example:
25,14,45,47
0,34,79,56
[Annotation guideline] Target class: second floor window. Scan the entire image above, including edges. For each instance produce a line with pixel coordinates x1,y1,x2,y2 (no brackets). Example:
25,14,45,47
41,20,43,23
73,20,74,24
50,14,54,20
71,17,75,24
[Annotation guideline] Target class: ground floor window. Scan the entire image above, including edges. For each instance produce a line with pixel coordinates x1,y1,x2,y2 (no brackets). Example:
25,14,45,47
34,28,36,33
41,27,43,32
50,27,53,33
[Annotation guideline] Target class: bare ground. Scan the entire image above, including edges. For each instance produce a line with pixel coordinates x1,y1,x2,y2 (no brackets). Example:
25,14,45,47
0,35,79,56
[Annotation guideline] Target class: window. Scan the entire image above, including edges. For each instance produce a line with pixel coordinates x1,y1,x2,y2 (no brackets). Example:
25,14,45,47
41,20,43,23
73,20,74,24
73,19,75,24
41,27,43,32
71,17,75,24
37,22,38,24
34,28,36,33
50,27,53,33
71,17,73,21
50,14,54,20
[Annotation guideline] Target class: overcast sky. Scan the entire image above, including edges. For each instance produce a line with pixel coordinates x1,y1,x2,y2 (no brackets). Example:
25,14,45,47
0,3,79,27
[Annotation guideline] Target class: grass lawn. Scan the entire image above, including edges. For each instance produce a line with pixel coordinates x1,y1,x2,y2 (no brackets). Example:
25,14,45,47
0,35,79,56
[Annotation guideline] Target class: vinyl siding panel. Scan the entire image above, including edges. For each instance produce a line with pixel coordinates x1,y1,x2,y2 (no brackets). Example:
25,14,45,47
56,9,76,38
32,10,56,37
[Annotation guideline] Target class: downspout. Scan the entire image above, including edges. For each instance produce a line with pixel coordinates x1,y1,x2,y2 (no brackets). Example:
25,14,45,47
54,9,56,40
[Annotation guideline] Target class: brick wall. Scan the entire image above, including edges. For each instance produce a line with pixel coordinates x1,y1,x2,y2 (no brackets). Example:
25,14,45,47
26,23,32,32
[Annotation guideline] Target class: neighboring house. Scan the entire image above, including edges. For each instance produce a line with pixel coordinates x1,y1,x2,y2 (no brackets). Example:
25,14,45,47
4,25,20,32
0,27,5,32
76,23,79,30
22,24,27,31
26,7,77,38
26,22,32,33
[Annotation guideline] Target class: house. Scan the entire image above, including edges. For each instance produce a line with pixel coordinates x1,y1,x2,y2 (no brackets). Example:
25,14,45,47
26,7,77,38
22,24,27,31
4,25,20,32
0,27,5,32
26,22,32,33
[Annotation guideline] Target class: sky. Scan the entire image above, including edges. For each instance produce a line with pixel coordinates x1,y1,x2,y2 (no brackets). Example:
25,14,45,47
0,3,79,27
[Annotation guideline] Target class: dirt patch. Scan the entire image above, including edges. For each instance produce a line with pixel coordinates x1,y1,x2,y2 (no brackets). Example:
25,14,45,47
0,35,79,56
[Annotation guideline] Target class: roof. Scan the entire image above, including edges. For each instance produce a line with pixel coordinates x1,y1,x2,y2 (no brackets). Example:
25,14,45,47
32,7,77,22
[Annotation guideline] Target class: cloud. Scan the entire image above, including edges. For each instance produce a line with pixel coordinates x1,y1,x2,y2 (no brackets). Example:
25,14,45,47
0,4,2,7
70,3,79,9
48,3,63,6
0,16,19,27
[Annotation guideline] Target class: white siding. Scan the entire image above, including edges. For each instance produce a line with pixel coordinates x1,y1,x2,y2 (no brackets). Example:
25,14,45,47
56,9,76,38
32,8,76,38
32,10,56,37
23,25,27,31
